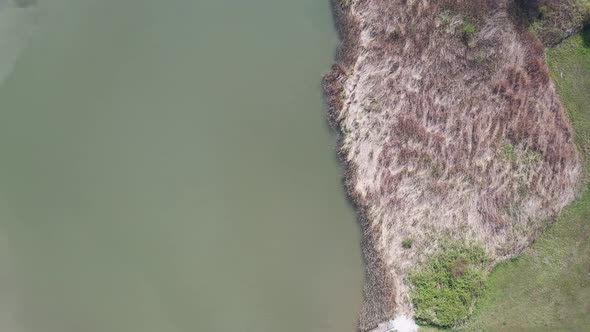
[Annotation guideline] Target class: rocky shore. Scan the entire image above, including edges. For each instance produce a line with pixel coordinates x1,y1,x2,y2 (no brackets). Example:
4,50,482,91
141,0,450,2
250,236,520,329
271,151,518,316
323,0,581,330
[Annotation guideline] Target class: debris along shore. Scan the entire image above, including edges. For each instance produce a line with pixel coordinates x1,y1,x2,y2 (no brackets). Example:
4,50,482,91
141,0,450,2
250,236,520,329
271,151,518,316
323,0,581,330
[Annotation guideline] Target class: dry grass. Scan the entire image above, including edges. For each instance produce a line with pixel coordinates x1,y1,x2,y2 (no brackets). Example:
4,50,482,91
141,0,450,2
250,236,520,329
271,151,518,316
324,0,581,330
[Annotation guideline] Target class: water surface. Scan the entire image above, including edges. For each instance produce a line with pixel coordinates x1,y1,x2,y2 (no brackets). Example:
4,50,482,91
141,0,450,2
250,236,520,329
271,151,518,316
0,1,362,331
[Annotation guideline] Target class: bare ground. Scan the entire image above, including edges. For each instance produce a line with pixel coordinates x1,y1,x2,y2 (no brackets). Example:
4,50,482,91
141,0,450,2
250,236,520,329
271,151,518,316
323,0,581,330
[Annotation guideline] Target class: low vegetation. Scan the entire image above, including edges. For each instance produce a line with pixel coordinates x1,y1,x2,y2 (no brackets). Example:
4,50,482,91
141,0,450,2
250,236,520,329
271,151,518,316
409,244,489,328
511,0,590,45
461,22,477,48
499,144,516,162
402,238,414,249
419,27,590,332
324,1,580,329
456,27,590,332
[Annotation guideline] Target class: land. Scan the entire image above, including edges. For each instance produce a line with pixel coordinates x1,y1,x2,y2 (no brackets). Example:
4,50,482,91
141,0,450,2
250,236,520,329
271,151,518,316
523,0,590,46
324,0,589,331
421,28,590,332
457,27,590,332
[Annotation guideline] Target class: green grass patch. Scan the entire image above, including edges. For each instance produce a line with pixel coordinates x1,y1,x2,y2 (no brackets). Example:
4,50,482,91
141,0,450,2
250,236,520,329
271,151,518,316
547,27,590,167
408,243,490,328
462,23,476,36
452,28,590,332
402,238,415,249
499,143,517,161
462,22,477,48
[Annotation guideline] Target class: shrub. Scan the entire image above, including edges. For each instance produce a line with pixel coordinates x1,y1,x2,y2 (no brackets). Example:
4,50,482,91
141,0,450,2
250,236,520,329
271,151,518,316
511,0,590,45
408,243,489,328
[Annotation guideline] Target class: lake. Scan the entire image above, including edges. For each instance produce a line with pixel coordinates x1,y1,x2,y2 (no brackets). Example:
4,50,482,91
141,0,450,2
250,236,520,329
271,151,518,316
0,1,362,331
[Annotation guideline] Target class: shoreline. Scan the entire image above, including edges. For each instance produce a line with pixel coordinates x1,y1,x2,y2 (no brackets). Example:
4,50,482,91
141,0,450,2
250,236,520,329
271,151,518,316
323,1,400,330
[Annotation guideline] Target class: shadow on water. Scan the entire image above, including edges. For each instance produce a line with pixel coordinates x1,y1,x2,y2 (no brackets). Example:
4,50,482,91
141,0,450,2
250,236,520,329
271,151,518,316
14,0,37,8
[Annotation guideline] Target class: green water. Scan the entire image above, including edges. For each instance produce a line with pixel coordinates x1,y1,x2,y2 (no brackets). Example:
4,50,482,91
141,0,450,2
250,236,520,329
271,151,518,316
0,1,362,331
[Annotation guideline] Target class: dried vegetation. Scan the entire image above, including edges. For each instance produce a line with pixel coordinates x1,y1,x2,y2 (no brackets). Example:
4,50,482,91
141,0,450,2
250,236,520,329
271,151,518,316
324,0,582,330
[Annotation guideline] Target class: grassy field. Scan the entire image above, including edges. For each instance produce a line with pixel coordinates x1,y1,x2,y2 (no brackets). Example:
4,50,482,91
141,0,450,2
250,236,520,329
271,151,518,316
420,28,590,332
